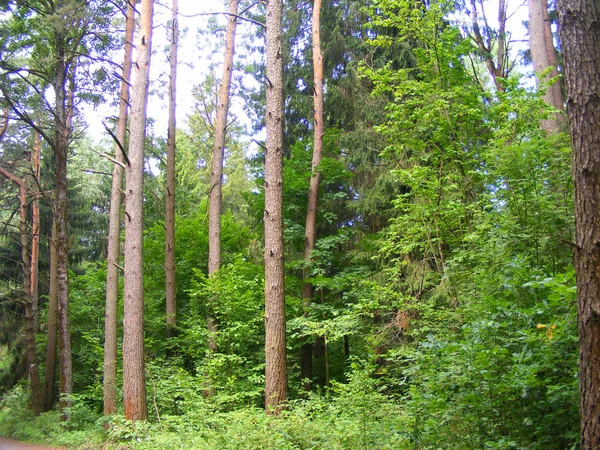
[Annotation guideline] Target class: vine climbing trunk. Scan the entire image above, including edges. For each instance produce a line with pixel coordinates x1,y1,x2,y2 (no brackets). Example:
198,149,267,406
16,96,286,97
104,0,134,417
123,0,154,422
165,0,178,345
556,0,600,447
300,0,324,392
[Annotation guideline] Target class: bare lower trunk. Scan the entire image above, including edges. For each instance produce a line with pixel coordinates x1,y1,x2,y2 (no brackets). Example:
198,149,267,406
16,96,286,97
0,166,41,414
104,0,135,417
557,0,600,447
43,221,58,411
123,0,154,422
300,0,324,392
21,179,41,415
165,0,179,344
264,0,287,414
206,0,239,368
31,130,40,322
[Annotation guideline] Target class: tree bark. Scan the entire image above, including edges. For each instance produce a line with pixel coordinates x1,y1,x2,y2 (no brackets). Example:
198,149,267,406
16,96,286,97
165,0,178,344
104,0,135,417
206,0,239,363
123,0,154,422
30,130,40,326
528,0,565,132
264,0,287,414
300,0,324,392
556,0,600,447
0,167,41,415
469,0,508,93
43,220,58,412
54,32,73,413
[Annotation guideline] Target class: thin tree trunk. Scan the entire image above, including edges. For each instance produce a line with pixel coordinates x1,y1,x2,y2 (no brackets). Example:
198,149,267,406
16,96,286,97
264,0,287,414
21,180,41,415
123,0,154,422
556,0,600,447
300,0,324,392
469,0,508,93
30,130,40,324
206,0,239,365
528,0,565,132
0,168,41,415
43,221,58,412
165,0,178,345
104,0,135,417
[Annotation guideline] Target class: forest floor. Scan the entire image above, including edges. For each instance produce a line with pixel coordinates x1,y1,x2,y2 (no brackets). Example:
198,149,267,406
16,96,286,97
0,437,64,449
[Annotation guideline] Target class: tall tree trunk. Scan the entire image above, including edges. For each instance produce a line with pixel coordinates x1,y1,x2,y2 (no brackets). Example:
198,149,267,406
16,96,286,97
30,130,40,324
556,1,600,447
300,0,324,392
0,168,41,414
528,0,565,132
54,34,72,412
43,221,58,411
123,0,154,422
104,0,135,417
206,0,239,364
20,180,41,415
264,0,287,414
165,0,178,345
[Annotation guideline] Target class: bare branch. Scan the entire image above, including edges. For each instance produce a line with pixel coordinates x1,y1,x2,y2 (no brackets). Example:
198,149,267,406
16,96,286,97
179,11,265,29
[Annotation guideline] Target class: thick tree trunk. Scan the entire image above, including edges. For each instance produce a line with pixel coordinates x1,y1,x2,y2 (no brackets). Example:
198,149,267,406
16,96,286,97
556,1,600,448
165,0,178,344
528,0,565,132
104,0,134,417
206,0,239,364
54,37,72,413
43,221,58,412
123,0,154,422
300,0,324,392
264,0,287,414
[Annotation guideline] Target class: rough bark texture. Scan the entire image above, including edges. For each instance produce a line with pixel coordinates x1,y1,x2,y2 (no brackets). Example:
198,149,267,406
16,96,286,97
0,168,41,415
528,0,565,132
206,0,239,365
30,131,40,324
165,0,178,343
43,221,58,412
21,180,41,415
104,0,135,417
264,0,287,414
300,0,324,392
54,34,73,412
123,0,154,422
556,0,600,447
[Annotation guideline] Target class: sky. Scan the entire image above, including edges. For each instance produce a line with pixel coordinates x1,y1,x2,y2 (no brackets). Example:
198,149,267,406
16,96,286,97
85,1,242,143
84,0,532,145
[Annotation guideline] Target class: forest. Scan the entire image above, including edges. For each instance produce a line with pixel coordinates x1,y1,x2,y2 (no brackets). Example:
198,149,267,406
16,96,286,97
0,0,599,448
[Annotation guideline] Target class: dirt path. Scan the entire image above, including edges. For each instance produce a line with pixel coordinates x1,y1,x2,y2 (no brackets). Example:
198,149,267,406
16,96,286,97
0,437,64,449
